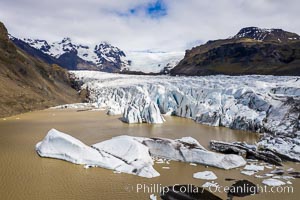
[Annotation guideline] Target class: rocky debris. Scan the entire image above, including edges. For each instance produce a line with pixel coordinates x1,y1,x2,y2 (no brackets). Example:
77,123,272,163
160,185,222,200
288,172,300,178
225,178,236,182
227,180,258,198
210,140,282,166
270,169,285,175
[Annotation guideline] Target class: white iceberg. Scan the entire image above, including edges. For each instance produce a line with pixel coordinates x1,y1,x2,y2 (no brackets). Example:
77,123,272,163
149,194,157,200
36,129,246,178
142,137,246,170
36,129,159,178
193,171,217,180
262,178,286,186
202,182,219,188
241,170,257,176
92,135,158,178
244,164,264,171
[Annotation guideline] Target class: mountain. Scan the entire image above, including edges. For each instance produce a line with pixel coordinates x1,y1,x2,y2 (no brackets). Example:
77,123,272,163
233,27,300,42
10,36,130,72
171,27,300,76
0,21,80,118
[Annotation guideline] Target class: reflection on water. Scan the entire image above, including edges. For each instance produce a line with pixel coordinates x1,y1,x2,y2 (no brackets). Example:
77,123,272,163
0,109,299,200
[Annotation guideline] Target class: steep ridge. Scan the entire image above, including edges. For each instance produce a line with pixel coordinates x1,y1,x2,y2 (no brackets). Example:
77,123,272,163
10,36,130,72
0,22,80,117
171,27,300,76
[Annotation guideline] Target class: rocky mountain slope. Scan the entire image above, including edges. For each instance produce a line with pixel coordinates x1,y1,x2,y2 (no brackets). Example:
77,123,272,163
0,21,80,118
171,27,300,76
9,36,130,72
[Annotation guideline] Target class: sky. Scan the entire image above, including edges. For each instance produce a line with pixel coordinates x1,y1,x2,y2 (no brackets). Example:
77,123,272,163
0,0,299,51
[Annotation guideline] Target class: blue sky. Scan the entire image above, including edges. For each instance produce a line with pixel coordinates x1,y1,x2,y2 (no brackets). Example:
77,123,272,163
125,0,167,18
0,0,299,51
146,0,167,18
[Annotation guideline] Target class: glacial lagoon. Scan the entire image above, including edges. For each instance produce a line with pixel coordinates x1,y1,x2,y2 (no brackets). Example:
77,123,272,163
0,109,299,200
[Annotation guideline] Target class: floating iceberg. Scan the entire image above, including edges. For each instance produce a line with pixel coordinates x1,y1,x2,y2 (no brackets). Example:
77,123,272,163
142,137,246,169
36,129,246,177
241,170,257,176
202,182,219,188
36,129,159,178
92,135,158,178
243,164,264,171
193,171,218,180
262,178,286,186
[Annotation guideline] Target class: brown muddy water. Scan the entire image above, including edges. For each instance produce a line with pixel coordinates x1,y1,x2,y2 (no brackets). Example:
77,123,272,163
0,109,299,200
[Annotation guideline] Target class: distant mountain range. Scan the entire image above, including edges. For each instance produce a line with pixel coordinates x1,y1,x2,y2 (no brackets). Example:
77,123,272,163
9,36,130,72
6,26,300,77
9,35,184,73
171,27,300,76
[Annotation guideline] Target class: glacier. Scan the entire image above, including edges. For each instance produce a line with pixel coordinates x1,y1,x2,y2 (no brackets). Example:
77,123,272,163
36,129,246,177
125,51,184,73
66,71,300,162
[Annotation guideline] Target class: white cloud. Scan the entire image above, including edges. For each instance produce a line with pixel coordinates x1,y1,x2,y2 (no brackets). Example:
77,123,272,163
0,0,299,51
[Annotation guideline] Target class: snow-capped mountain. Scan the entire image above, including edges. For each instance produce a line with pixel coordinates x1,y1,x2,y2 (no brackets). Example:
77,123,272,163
172,27,300,76
10,35,184,73
10,36,130,72
233,27,300,42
